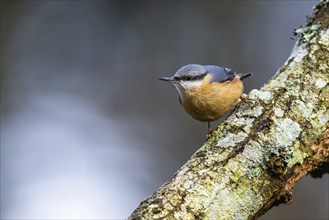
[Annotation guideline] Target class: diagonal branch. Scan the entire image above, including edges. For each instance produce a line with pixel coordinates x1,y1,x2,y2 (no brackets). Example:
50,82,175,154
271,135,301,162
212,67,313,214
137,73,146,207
129,1,329,219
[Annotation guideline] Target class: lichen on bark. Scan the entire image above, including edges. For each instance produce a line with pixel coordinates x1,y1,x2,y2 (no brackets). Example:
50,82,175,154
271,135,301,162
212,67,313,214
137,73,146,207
129,1,329,219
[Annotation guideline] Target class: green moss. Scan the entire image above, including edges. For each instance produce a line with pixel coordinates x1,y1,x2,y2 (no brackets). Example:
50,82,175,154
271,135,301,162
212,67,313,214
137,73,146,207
226,115,255,132
318,29,329,46
242,141,264,165
266,72,288,89
315,78,327,88
216,132,248,148
295,100,314,119
249,90,272,102
273,118,301,147
246,167,263,179
274,108,284,117
302,109,329,145
236,105,264,118
287,142,308,168
288,45,308,66
148,204,169,219
295,24,321,43
206,179,264,219
317,111,329,125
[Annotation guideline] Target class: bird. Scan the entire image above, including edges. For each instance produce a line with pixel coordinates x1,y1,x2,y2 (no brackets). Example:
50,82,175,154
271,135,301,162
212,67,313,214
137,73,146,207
158,64,252,135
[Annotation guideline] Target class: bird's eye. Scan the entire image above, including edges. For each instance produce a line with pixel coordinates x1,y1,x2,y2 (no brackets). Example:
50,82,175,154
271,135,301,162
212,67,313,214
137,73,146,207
194,75,201,80
194,73,206,80
182,74,207,81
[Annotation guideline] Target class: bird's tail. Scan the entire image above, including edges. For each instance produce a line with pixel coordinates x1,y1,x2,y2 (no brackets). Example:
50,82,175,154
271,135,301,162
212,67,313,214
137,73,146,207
238,72,253,80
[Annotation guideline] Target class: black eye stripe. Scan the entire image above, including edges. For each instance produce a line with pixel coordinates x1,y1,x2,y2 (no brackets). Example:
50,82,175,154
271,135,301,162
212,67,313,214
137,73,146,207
176,73,207,81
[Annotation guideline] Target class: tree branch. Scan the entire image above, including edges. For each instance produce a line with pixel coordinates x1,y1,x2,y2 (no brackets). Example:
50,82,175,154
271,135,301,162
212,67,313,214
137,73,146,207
129,1,329,219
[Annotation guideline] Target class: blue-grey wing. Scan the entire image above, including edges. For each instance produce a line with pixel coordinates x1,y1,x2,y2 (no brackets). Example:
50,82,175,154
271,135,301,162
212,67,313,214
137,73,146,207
206,65,236,83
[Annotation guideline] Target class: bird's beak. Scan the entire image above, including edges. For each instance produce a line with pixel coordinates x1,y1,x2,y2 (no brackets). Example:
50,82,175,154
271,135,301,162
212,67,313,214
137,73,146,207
158,76,177,83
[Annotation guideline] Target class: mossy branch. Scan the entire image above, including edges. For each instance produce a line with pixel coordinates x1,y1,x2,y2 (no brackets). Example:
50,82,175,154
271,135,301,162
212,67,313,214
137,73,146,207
129,1,329,219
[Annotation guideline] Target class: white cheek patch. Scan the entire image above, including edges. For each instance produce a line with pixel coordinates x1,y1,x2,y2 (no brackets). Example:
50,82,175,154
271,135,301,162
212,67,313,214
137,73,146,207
179,80,203,90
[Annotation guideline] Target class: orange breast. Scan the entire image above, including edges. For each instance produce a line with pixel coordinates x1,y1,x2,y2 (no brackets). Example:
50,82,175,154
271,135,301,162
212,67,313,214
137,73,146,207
181,76,243,122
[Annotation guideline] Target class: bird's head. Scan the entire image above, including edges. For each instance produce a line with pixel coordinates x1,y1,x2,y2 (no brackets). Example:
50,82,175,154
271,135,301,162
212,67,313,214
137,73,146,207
158,64,208,92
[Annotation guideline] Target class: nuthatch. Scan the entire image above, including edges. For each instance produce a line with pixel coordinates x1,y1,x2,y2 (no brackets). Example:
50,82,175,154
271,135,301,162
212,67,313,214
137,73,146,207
159,64,252,134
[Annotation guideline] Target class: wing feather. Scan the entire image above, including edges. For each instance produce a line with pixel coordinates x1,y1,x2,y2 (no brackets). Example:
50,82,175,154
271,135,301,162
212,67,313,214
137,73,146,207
206,65,236,83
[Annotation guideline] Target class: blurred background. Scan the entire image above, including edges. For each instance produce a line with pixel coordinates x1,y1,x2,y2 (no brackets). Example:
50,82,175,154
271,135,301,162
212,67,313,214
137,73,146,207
1,1,328,219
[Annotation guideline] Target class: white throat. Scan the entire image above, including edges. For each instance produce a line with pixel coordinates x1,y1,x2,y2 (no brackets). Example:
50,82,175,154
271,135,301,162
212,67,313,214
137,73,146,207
173,79,203,102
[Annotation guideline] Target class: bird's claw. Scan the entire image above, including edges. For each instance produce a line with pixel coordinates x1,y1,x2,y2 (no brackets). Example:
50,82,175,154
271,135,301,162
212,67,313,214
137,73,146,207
240,94,253,103
207,128,213,139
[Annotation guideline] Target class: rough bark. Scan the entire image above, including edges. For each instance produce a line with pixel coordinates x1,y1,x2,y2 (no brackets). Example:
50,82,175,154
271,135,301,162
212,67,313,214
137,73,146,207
129,1,329,219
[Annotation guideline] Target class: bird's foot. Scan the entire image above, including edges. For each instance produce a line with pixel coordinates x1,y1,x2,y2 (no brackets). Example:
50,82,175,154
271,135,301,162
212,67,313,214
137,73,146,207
240,94,253,103
207,128,214,139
